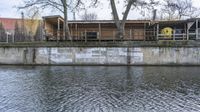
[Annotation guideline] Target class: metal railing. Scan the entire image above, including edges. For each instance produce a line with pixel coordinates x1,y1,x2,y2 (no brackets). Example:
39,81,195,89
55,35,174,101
158,33,187,40
1,29,199,43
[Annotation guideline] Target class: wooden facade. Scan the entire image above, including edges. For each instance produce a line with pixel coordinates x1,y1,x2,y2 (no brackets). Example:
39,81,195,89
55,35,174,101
43,15,200,41
43,16,150,41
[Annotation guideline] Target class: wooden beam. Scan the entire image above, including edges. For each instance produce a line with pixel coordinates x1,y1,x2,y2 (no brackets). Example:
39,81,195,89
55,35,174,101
70,23,73,40
144,23,146,41
75,23,78,40
130,29,132,40
156,24,159,40
57,18,60,42
187,21,195,40
196,19,199,40
98,23,101,42
85,30,87,43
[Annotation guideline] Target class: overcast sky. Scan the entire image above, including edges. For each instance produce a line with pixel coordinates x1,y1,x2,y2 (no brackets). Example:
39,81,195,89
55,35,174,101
0,0,199,20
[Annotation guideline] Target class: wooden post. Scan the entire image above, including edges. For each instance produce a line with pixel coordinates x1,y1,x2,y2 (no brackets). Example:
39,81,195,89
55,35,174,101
85,30,87,43
70,23,73,40
156,24,159,40
98,23,101,42
130,29,132,40
187,29,189,40
187,22,189,40
196,19,199,40
75,23,78,40
63,21,65,40
184,24,186,40
43,19,46,41
6,33,8,43
57,18,60,42
12,34,14,43
113,30,115,42
153,26,156,40
144,23,146,41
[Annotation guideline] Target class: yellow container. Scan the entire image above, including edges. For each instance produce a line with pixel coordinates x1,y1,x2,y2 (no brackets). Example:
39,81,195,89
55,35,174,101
161,27,173,38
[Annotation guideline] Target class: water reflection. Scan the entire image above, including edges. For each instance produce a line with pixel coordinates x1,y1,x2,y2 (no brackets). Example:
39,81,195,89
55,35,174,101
0,66,200,112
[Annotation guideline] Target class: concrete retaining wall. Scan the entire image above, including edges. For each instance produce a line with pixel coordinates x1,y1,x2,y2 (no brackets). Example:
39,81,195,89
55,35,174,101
0,47,200,65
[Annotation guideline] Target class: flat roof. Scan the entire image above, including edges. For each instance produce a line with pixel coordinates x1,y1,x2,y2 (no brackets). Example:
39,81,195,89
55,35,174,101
43,15,200,24
43,15,151,24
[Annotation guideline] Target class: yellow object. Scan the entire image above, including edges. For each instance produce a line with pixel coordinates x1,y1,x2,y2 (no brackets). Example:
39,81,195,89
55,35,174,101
161,27,173,38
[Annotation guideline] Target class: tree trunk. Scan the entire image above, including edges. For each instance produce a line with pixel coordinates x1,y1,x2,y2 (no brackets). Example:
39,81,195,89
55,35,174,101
110,0,121,39
110,0,134,39
62,0,71,41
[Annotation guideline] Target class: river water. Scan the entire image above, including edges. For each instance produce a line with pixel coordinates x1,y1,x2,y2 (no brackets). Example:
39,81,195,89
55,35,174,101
0,66,200,112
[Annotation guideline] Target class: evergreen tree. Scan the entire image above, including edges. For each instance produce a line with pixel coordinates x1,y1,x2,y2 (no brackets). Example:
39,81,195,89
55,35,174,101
14,22,21,42
0,22,6,42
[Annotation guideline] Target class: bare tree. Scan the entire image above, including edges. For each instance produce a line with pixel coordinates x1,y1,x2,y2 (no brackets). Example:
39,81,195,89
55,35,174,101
108,0,158,39
162,0,199,20
80,11,98,21
14,22,21,42
19,0,89,40
25,7,41,41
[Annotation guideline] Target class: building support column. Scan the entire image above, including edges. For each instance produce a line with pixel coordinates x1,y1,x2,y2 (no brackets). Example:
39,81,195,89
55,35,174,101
75,23,78,40
85,30,87,43
144,23,146,41
57,18,60,42
156,24,159,40
130,29,132,40
98,23,101,42
196,19,199,40
70,24,73,41
43,19,46,41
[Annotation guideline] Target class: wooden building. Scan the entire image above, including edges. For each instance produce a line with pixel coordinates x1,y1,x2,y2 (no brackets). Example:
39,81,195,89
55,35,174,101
43,15,200,41
43,15,151,41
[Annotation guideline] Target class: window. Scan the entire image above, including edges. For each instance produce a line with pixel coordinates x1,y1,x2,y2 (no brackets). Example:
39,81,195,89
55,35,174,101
86,32,98,39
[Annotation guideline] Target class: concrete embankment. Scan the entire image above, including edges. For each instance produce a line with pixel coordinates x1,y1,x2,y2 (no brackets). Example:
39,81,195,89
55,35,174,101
1,41,200,66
